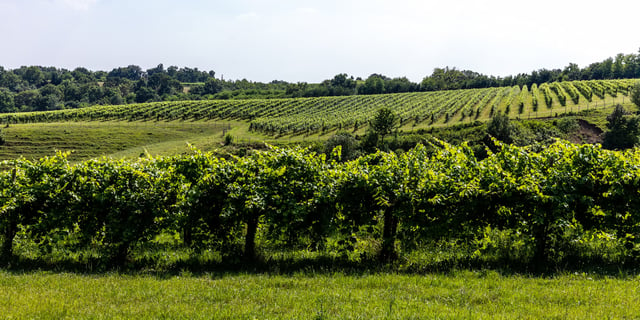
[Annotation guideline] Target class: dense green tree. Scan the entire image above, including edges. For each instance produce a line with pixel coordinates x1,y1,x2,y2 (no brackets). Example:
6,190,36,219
39,84,63,100
358,74,386,94
13,90,40,111
385,77,418,93
203,78,222,95
23,66,45,86
369,107,398,149
146,63,164,77
36,84,64,111
562,63,582,81
134,86,158,103
107,65,143,81
612,54,625,79
330,73,356,90
0,72,23,91
285,82,308,97
148,73,182,96
71,67,95,83
173,67,213,83
0,89,15,113
84,84,104,103
62,81,83,102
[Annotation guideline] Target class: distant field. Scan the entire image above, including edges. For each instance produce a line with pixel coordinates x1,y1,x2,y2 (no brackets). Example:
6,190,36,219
1,271,639,319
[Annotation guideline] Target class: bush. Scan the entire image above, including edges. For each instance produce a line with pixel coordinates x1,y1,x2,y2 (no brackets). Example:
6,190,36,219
556,118,580,134
486,112,514,144
323,131,360,161
224,133,233,146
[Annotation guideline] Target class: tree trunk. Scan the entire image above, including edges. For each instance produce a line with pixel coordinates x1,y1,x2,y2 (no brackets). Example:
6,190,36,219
183,226,192,247
111,242,130,267
244,214,259,260
533,222,549,272
379,210,398,262
1,220,17,263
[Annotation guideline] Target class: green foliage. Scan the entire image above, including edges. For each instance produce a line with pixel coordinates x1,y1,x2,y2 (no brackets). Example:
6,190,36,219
368,107,398,150
323,131,360,161
360,130,380,153
4,141,640,268
486,112,514,144
550,82,567,106
539,83,554,108
224,133,233,146
370,107,398,138
631,82,640,108
0,89,15,113
602,105,640,150
555,117,580,134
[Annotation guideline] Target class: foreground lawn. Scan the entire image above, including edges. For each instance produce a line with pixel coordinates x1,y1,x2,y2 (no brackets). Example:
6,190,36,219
1,270,638,319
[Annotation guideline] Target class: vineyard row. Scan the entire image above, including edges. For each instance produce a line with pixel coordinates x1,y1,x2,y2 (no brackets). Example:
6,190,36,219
2,141,640,266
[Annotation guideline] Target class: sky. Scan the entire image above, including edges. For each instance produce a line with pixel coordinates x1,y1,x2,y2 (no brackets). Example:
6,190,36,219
0,0,638,83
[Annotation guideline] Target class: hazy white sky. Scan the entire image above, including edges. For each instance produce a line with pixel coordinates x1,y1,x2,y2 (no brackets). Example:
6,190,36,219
0,0,638,82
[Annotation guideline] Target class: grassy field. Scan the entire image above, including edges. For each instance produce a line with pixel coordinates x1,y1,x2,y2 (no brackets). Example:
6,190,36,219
1,270,638,319
0,121,233,161
0,120,353,161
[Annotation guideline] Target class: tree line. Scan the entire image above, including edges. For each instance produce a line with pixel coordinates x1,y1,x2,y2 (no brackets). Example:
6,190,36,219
0,49,639,113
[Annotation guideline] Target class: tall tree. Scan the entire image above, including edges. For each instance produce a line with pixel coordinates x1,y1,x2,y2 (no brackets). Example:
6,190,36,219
370,107,398,148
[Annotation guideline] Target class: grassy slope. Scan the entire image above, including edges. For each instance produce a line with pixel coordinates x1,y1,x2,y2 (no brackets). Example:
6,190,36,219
1,271,638,319
0,121,351,161
0,121,232,161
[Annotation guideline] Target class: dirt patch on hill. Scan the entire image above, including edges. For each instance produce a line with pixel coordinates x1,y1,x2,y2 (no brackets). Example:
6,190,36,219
568,119,603,144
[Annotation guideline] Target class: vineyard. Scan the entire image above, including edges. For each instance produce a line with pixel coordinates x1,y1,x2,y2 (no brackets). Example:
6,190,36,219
2,141,640,269
0,79,636,137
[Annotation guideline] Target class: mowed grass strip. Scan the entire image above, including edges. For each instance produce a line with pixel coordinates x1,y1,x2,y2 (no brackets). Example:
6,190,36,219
0,271,639,319
0,121,229,161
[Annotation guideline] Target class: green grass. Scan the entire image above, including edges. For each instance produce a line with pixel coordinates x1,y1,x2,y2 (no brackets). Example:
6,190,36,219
0,121,230,161
0,119,345,161
1,270,639,319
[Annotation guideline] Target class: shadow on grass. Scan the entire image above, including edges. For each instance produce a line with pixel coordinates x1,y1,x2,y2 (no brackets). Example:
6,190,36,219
2,250,640,279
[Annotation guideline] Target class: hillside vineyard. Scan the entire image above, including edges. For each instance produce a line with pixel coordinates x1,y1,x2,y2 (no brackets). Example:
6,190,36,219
0,79,636,135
